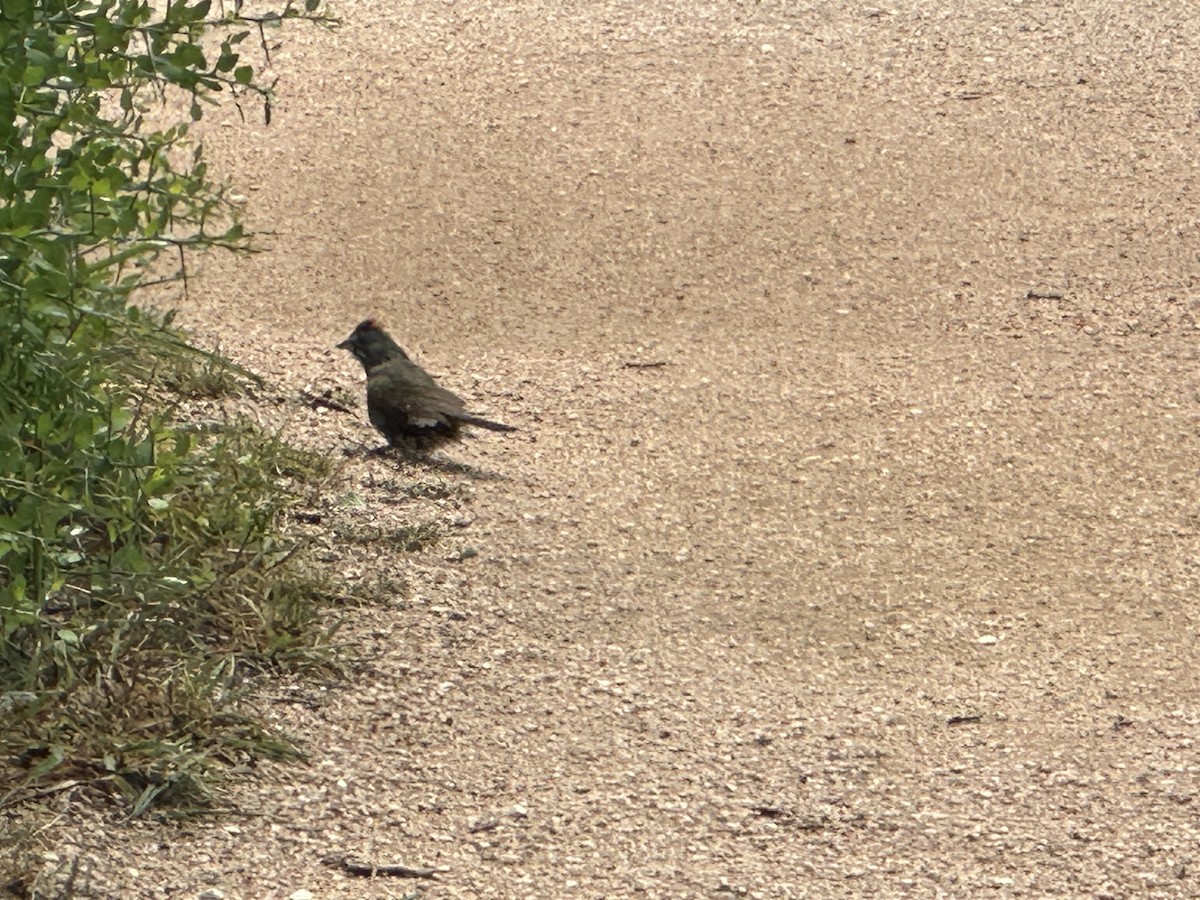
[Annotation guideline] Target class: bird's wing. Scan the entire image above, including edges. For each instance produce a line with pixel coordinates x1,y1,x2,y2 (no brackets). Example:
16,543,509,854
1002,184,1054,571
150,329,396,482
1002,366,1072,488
367,359,468,429
408,385,469,426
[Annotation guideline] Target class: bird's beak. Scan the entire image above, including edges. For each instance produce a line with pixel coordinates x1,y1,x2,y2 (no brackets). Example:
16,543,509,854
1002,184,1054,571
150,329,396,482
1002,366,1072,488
336,339,351,350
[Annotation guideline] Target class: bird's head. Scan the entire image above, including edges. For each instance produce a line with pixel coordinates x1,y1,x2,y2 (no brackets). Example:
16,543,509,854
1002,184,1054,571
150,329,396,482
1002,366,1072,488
338,318,409,370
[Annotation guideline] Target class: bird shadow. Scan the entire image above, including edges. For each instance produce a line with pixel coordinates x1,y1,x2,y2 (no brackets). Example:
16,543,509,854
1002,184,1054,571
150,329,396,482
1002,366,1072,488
348,443,510,482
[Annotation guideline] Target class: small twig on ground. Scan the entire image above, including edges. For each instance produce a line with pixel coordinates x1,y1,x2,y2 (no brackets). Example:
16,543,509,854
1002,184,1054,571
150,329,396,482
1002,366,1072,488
946,714,983,726
300,388,353,414
321,853,440,878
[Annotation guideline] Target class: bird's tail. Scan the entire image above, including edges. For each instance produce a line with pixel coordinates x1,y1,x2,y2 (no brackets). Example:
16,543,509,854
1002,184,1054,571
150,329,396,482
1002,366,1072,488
454,413,517,432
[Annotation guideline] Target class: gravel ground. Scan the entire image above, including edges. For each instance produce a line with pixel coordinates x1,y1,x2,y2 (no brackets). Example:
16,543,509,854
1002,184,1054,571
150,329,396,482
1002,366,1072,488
11,1,1200,897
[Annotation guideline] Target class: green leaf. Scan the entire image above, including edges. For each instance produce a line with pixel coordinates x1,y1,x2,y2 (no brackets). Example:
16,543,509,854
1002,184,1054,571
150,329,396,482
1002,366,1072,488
7,573,27,604
171,42,206,71
234,65,253,85
93,216,118,238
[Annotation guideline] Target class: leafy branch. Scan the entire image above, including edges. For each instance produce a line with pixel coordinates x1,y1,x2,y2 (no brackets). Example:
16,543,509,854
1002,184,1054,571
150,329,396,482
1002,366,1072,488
0,0,337,820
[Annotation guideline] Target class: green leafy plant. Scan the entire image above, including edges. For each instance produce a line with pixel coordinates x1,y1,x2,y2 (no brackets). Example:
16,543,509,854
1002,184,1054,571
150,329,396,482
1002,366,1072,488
0,0,338,817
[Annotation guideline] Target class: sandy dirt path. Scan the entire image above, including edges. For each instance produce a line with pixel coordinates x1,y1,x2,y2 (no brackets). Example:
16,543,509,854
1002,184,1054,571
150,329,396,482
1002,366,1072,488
18,2,1200,897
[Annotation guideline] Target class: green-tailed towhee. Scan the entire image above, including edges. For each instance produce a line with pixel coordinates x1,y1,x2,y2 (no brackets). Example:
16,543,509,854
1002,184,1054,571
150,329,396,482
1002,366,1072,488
337,318,515,447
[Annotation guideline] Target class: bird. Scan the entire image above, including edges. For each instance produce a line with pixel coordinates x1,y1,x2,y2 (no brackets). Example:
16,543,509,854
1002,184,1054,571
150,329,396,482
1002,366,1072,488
337,318,516,448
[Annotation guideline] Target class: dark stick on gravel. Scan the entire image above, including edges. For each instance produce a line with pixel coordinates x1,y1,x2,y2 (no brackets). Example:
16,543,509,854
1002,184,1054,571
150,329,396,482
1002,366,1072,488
322,854,439,878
